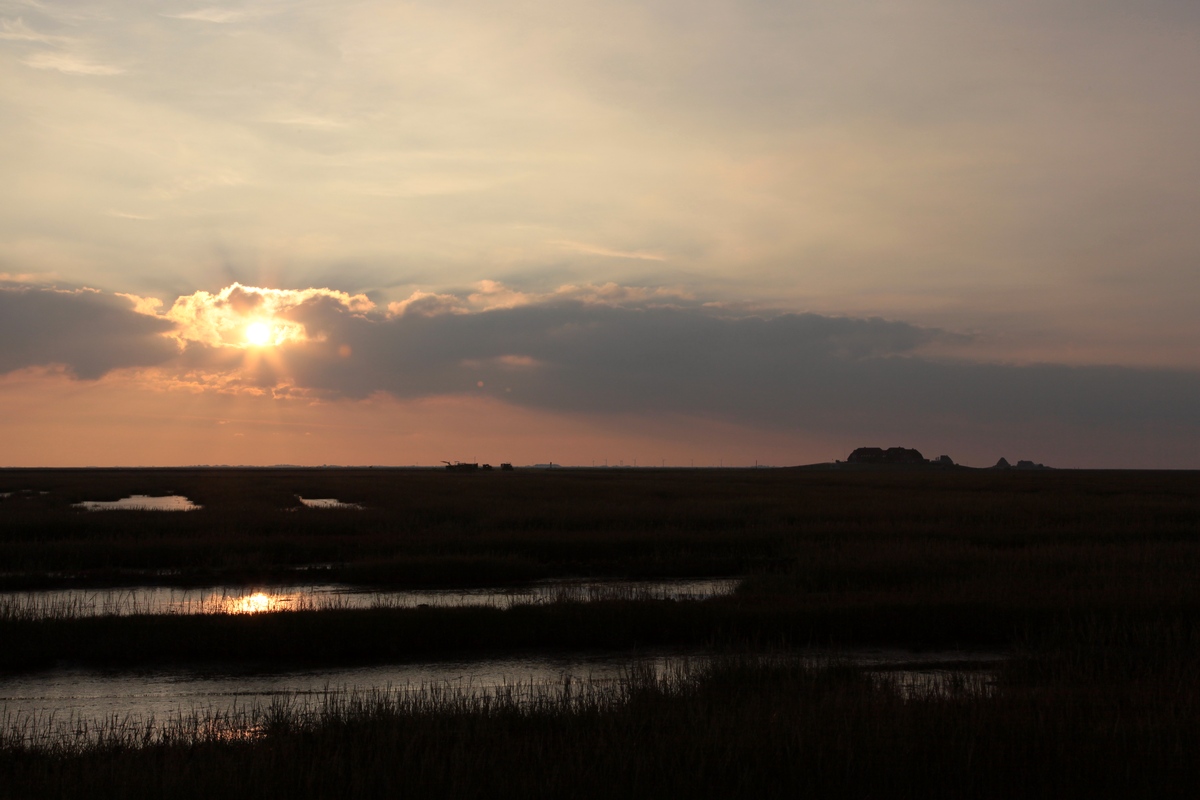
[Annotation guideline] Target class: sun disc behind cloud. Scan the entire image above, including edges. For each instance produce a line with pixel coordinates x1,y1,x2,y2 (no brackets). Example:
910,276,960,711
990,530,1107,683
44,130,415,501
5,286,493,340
162,284,371,349
245,321,273,347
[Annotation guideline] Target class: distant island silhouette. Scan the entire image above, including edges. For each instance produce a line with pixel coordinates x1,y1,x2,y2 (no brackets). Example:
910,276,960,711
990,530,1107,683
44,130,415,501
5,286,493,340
991,457,1051,470
847,447,939,465
795,448,1053,471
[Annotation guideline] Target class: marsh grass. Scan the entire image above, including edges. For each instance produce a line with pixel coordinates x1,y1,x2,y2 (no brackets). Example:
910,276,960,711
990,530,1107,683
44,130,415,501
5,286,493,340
4,467,1194,591
1,468,1198,795
0,660,679,752
3,468,1199,670
2,654,1197,799
0,578,738,622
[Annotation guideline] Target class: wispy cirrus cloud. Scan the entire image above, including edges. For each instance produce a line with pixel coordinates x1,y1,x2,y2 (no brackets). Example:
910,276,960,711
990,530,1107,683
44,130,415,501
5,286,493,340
265,115,351,129
152,169,246,200
22,50,124,75
0,16,59,42
164,8,251,24
4,12,125,75
553,240,670,262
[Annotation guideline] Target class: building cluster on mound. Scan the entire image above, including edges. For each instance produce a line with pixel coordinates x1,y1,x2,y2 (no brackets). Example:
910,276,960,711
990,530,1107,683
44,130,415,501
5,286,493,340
841,448,1052,470
846,447,955,467
991,457,1051,470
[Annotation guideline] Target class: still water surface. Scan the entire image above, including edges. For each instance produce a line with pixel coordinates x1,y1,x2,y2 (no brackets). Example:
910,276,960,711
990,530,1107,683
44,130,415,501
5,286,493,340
296,497,362,509
72,495,364,511
74,495,200,511
1,578,739,619
0,649,1000,744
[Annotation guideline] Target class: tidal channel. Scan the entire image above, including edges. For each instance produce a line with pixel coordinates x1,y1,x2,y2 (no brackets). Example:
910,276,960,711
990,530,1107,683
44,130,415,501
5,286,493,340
1,649,1002,746
1,578,740,619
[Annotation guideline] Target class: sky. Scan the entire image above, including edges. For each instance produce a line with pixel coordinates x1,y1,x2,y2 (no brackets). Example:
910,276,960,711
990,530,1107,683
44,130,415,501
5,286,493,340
1,0,1198,468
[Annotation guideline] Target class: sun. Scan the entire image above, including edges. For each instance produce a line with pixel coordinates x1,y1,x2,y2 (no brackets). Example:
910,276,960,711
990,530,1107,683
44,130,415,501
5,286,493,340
245,321,273,346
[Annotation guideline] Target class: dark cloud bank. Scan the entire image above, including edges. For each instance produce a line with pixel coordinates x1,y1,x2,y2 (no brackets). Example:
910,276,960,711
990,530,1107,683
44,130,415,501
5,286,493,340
0,285,176,379
4,284,1198,456
277,294,1200,441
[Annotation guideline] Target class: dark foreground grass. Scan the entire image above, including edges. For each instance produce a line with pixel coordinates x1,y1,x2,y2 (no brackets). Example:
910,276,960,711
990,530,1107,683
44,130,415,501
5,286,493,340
3,649,1199,800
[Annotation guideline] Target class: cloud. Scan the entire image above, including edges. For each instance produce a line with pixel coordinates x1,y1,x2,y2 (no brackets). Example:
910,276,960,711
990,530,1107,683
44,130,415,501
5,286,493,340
284,290,1198,435
386,292,469,318
3,0,1199,377
164,8,251,24
153,169,246,200
266,115,350,129
22,51,124,76
5,280,1198,453
117,281,1198,441
553,240,670,261
0,17,58,42
164,283,373,348
0,285,177,379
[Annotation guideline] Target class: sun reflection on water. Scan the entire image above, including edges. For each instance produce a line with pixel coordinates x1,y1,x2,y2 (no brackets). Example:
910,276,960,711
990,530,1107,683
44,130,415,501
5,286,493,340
225,592,296,614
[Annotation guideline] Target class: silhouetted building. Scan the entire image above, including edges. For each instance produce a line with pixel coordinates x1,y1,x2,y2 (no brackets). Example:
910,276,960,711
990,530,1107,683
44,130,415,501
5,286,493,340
993,457,1011,469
